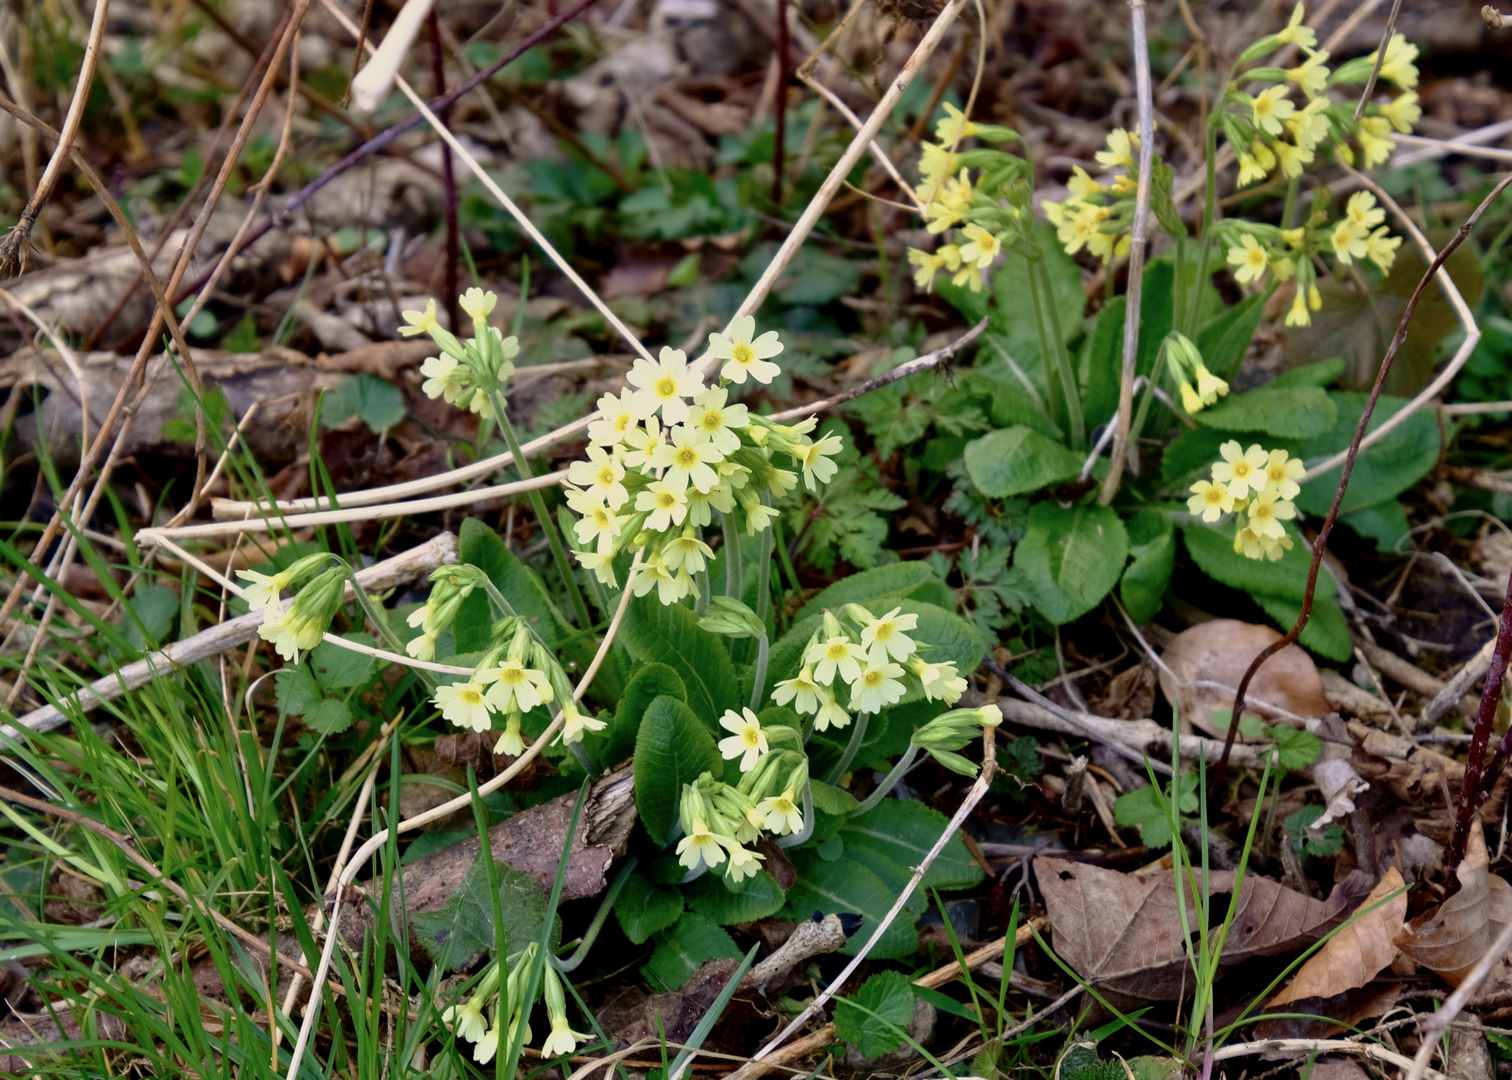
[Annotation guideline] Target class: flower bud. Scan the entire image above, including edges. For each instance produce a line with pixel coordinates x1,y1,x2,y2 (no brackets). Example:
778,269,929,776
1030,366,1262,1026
698,595,765,639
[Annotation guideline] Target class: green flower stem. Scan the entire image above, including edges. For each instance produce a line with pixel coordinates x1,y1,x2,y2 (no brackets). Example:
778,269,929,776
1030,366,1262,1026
754,497,774,628
492,394,593,631
824,710,870,785
695,561,711,616
749,633,770,713
853,746,920,815
721,511,743,601
553,857,636,973
774,781,815,848
480,577,518,622
1184,63,1239,338
1027,256,1084,451
340,560,437,691
1280,175,1300,231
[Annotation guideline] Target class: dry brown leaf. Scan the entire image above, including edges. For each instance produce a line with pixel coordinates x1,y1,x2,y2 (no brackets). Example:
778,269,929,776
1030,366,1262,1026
1159,619,1327,736
1398,819,1512,987
1269,868,1407,1007
1037,856,1372,999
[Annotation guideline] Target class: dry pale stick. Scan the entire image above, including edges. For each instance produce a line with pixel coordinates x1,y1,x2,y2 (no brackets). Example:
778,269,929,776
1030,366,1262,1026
1214,1038,1445,1080
4,532,460,738
1404,914,1512,1080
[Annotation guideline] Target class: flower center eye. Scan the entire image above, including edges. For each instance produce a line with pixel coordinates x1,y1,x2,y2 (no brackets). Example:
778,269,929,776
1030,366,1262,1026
659,492,676,508
656,377,678,397
701,412,721,430
503,668,524,684
616,414,631,431
875,623,894,640
827,643,848,659
1234,462,1250,477
676,448,697,466
743,729,760,747
865,671,882,686
462,690,483,704
732,344,753,365
597,467,615,485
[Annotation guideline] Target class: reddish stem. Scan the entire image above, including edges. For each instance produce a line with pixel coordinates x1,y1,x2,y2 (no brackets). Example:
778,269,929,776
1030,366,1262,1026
1446,570,1512,886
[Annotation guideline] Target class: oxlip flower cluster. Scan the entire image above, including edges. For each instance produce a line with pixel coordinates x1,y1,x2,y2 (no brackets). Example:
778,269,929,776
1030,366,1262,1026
240,554,349,664
905,105,1029,293
563,317,844,603
403,287,520,419
403,564,485,661
1187,440,1306,561
1164,331,1229,415
431,619,604,753
1040,128,1143,266
772,605,967,731
440,944,539,1064
674,751,809,882
1218,189,1401,328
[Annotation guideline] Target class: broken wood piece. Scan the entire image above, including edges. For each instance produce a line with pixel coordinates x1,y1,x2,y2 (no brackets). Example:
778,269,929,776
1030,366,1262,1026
335,764,636,962
995,699,1269,769
1356,639,1478,720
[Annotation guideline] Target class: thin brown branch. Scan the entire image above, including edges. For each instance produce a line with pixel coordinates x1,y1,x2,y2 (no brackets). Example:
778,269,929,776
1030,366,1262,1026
1353,0,1405,123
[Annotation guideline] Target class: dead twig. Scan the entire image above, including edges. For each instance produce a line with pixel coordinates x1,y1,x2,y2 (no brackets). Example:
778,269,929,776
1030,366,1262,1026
0,0,109,279
1098,0,1155,505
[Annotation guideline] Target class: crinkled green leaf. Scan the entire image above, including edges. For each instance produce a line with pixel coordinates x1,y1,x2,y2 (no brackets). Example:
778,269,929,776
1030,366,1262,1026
839,799,983,891
785,851,924,959
633,696,722,846
1194,386,1338,439
1013,502,1128,625
605,662,686,767
809,780,859,816
622,595,738,723
309,632,375,689
454,518,573,654
685,870,785,926
303,697,352,735
642,911,741,991
614,872,683,944
323,373,406,433
1296,392,1439,516
833,970,916,1057
1112,772,1199,849
411,853,556,971
1120,509,1174,624
964,426,1085,498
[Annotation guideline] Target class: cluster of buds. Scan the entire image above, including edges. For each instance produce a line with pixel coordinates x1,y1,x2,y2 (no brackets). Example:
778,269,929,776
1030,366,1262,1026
563,317,843,603
404,287,521,419
439,944,587,1063
1164,331,1230,415
911,705,1004,777
905,105,1031,293
239,553,348,663
404,564,485,661
675,751,808,882
432,618,605,753
1220,189,1401,327
1225,5,1420,190
1187,441,1307,561
772,605,967,731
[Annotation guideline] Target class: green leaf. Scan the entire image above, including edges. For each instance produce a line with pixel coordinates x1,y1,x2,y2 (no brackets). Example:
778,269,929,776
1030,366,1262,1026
309,632,375,689
323,373,406,433
809,780,859,816
454,518,572,654
1013,502,1129,625
642,911,741,991
1193,386,1338,439
614,873,684,944
304,697,352,735
785,851,924,959
1340,500,1411,554
411,853,555,971
776,247,863,306
963,426,1085,498
1120,510,1174,624
1272,725,1322,771
605,663,686,767
1196,288,1269,381
685,870,785,925
833,970,916,1057
274,663,323,716
1112,772,1198,849
622,595,738,723
633,696,723,846
839,799,984,891
122,585,178,652
222,313,261,353
793,563,945,623
1272,358,1345,389
1251,592,1352,662
1295,392,1439,516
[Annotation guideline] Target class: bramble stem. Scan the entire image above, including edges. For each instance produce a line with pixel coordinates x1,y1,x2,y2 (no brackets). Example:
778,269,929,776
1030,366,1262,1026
493,397,592,630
